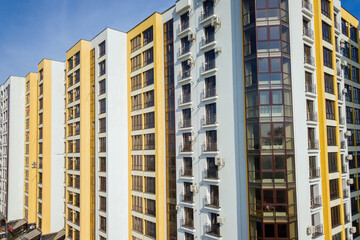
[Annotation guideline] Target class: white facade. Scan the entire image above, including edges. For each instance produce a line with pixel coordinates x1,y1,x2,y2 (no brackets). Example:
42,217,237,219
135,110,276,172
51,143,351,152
49,61,66,232
173,0,247,239
91,28,128,240
0,76,25,221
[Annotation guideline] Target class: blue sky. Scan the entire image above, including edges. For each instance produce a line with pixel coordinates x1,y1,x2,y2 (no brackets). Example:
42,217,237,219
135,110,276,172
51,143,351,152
0,0,359,84
0,0,173,83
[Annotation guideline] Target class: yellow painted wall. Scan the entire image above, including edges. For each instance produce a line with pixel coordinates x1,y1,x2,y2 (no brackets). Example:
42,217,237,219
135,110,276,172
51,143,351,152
127,13,166,240
65,40,92,240
37,59,52,234
24,72,38,224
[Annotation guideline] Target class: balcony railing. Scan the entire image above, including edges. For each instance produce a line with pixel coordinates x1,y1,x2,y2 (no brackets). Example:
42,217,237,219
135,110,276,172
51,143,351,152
204,168,218,179
303,27,314,39
309,167,320,179
302,0,313,12
180,21,190,32
203,115,217,126
204,87,217,99
181,143,192,152
308,139,319,150
205,196,220,208
202,34,215,46
181,217,194,229
307,111,318,122
310,195,322,208
180,167,193,177
181,192,193,203
180,94,191,104
305,83,316,94
304,54,315,66
181,119,192,128
206,224,221,237
200,8,215,21
312,224,323,238
205,142,218,152
179,46,190,56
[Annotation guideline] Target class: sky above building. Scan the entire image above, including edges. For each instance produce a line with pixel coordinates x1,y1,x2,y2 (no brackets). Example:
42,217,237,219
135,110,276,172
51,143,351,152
0,0,359,84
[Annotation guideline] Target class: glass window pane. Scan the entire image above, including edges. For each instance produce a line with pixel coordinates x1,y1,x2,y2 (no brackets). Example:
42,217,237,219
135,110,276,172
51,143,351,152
259,58,269,73
256,0,266,8
272,90,282,104
262,156,272,170
269,26,280,40
271,58,281,72
260,91,270,104
269,0,279,8
275,156,285,170
258,27,268,41
259,74,270,85
276,190,286,203
261,124,271,137
273,123,284,137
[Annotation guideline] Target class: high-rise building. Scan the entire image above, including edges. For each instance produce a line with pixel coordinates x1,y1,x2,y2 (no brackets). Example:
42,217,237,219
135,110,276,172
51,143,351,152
23,59,65,235
0,76,25,221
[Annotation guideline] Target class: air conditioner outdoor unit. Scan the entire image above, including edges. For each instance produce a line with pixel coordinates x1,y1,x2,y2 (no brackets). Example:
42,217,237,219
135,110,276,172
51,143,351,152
342,60,349,67
211,17,220,28
307,226,315,235
346,154,353,161
190,184,198,193
347,178,354,185
176,205,181,211
340,40,346,49
215,157,225,167
343,88,348,94
31,162,36,168
188,33,196,42
215,47,222,54
217,216,225,224
350,227,357,234
345,131,352,137
187,59,194,66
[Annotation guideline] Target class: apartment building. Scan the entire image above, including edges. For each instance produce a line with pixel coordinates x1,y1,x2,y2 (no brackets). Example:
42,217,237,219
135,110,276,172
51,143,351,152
65,40,93,240
0,76,25,221
340,8,360,240
23,60,65,234
90,28,128,240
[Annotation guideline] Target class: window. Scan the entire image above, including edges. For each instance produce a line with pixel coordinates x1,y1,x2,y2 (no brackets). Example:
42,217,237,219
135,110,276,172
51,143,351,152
99,177,106,192
99,137,106,152
326,100,335,120
144,133,155,150
205,103,216,125
352,67,359,83
74,52,80,66
343,42,350,58
206,130,217,151
99,99,106,114
324,73,334,94
345,84,352,101
132,115,142,131
144,112,155,129
180,12,190,31
205,50,216,71
132,155,142,170
99,60,106,76
354,87,359,104
322,22,331,42
184,207,194,228
352,46,358,62
205,76,216,98
146,199,156,216
145,155,155,171
328,153,338,173
346,107,353,124
99,118,106,133
132,135,143,150
131,35,141,53
321,0,330,17
143,69,154,87
68,58,73,70
131,74,142,91
327,126,336,146
99,80,106,95
183,157,192,176
144,90,154,108
203,0,215,18
355,109,360,125
99,157,106,172
131,94,142,111
145,177,155,194
329,179,339,200
181,60,191,79
145,221,156,238
182,108,191,128
331,205,341,228
133,216,143,233
342,19,348,35
132,175,143,191
205,26,215,45
99,196,106,212
133,196,142,212
182,132,192,152
143,27,153,46
181,36,190,55
131,54,141,72
99,41,106,57
350,26,357,42
323,48,332,68
181,84,191,104
143,48,153,66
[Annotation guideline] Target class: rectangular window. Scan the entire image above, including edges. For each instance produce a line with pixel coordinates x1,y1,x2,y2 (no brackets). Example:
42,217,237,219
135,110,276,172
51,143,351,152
99,216,106,232
133,216,143,232
352,67,359,83
131,34,141,53
99,60,106,76
99,137,106,152
132,155,142,170
351,46,358,62
74,52,80,66
355,109,360,124
145,155,155,171
132,135,143,150
99,41,106,57
329,179,339,200
131,54,141,72
342,19,348,35
346,107,353,124
350,26,357,42
326,100,335,120
99,80,106,95
144,112,155,129
132,175,143,191
68,58,73,70
99,176,106,192
144,133,155,150
131,74,142,91
146,199,156,216
143,27,153,46
99,99,106,114
331,205,341,228
323,48,332,68
99,118,106,133
321,0,330,17
327,126,336,146
354,87,359,104
99,196,106,212
99,157,106,172
132,115,142,131
345,84,352,101
328,153,338,173
143,48,153,66
145,221,156,238
143,69,154,87
322,22,331,42
145,177,155,194
132,196,142,212
144,90,154,108
131,94,142,111
324,73,334,94
343,42,350,57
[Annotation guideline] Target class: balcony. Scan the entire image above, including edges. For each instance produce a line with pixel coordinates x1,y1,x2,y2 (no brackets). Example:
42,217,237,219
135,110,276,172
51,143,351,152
180,167,193,177
305,83,316,94
310,195,322,209
181,217,194,229
307,111,318,122
312,224,323,239
308,139,319,150
303,27,314,39
302,0,313,12
203,60,216,72
205,196,220,208
204,142,218,152
309,167,320,179
304,54,315,66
